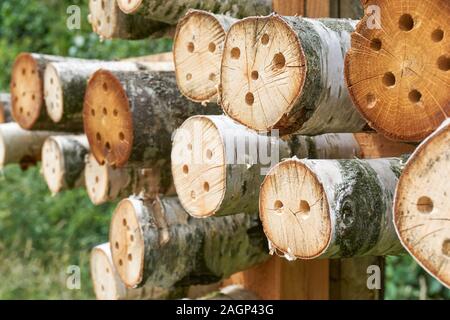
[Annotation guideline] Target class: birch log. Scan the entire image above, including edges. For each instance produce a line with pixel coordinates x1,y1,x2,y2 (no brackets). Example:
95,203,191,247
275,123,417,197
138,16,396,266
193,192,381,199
44,61,173,131
0,93,12,123
42,135,89,194
259,157,406,260
220,15,366,136
171,115,415,218
88,0,172,40
174,10,237,103
83,70,220,168
394,119,450,288
109,196,268,288
0,123,54,169
345,0,450,142
117,0,272,24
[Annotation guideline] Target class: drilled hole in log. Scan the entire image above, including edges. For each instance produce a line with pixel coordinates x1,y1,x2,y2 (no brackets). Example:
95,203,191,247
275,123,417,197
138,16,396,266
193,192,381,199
96,132,101,142
208,73,216,82
122,218,127,226
19,107,23,114
191,190,196,199
203,182,210,192
382,72,396,87
95,176,99,183
417,196,433,214
91,109,95,117
106,16,111,24
102,107,107,116
297,200,311,219
106,268,109,273
118,259,123,266
409,90,422,104
251,71,259,80
105,142,111,152
115,242,119,249
370,38,382,51
261,33,269,45
182,165,190,175
113,109,118,117
399,14,414,31
101,0,105,9
22,68,26,76
187,143,193,151
442,240,450,257
272,53,286,69
130,234,134,242
186,73,192,80
274,200,284,212
366,94,377,109
119,132,125,141
101,285,105,291
437,55,450,71
128,253,132,261
245,92,254,106
231,47,240,59
208,42,216,53
206,149,213,159
31,94,35,101
432,29,444,42
187,42,195,53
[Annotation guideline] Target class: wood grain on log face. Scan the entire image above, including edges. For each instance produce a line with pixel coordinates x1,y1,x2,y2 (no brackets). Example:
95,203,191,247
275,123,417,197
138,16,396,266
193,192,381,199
10,53,43,129
174,11,235,103
345,0,450,142
42,137,65,194
44,64,64,123
394,120,450,288
83,70,133,167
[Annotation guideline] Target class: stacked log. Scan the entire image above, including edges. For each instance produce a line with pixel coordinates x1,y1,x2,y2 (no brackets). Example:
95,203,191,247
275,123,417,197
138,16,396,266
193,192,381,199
345,0,450,141
394,119,450,288
0,93,12,123
41,135,89,194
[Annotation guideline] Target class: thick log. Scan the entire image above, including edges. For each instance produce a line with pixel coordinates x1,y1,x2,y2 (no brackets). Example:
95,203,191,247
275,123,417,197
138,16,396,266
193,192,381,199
394,119,450,288
220,15,366,136
345,0,450,142
259,157,406,259
0,93,12,123
0,123,54,169
44,61,173,131
174,10,237,103
117,0,272,25
83,70,220,168
85,153,175,205
42,135,89,194
109,196,268,288
171,115,415,218
88,0,172,40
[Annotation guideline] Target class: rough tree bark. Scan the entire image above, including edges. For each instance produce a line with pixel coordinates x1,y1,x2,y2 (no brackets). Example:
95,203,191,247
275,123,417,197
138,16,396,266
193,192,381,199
109,196,268,288
83,70,220,168
88,0,173,40
117,0,272,25
345,0,450,141
221,15,366,136
394,119,450,288
42,135,90,194
171,115,415,218
0,123,54,169
174,10,237,103
0,93,12,123
259,157,406,260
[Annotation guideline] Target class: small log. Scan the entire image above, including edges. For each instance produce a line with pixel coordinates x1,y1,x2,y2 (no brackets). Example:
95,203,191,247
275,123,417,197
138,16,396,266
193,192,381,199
83,70,220,168
345,0,450,142
116,0,272,25
91,243,186,300
85,153,175,205
394,119,450,288
0,123,54,169
259,157,406,260
88,0,172,40
109,196,268,288
173,10,237,103
220,15,366,136
44,60,173,131
42,135,90,194
0,93,12,123
171,115,416,218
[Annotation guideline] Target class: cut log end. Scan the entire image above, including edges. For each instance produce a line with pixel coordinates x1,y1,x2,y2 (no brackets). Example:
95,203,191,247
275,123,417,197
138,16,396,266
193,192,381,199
42,137,64,194
221,15,305,132
110,198,145,288
85,153,110,205
83,70,133,167
171,116,226,218
44,64,64,123
91,244,123,300
394,120,450,287
259,159,331,259
89,0,120,39
117,0,142,14
10,53,43,129
345,1,450,141
174,11,227,102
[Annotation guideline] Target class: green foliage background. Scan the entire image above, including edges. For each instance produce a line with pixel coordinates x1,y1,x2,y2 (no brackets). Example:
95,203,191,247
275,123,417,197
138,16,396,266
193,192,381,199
0,0,448,299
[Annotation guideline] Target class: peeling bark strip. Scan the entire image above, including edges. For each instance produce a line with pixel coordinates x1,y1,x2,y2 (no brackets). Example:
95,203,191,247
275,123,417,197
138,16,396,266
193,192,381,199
171,115,416,218
259,157,406,260
85,154,176,205
117,0,272,25
88,0,172,40
0,123,54,169
42,135,89,194
0,93,12,123
83,70,220,168
394,119,450,288
174,10,237,103
44,61,173,131
345,0,450,142
10,53,84,130
91,243,186,300
220,15,366,136
109,196,268,288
